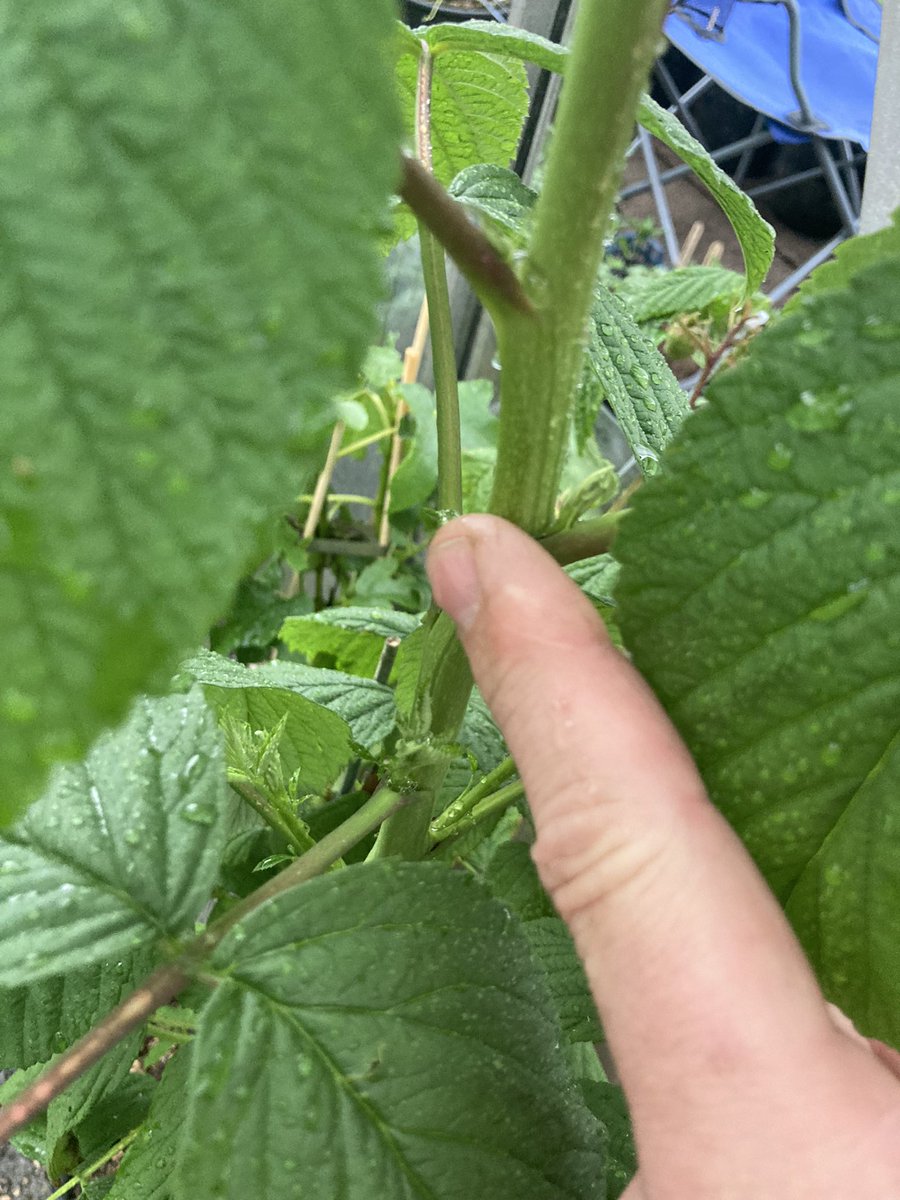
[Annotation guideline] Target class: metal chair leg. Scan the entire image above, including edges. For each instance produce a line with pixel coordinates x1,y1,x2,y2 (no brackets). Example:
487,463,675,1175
637,126,682,264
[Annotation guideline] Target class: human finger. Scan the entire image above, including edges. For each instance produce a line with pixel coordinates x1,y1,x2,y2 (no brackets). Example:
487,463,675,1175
426,515,842,1135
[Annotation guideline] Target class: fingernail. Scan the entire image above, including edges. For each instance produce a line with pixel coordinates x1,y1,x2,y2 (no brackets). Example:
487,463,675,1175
426,528,482,631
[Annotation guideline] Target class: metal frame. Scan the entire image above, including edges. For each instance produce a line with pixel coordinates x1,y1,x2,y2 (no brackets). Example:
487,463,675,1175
627,0,869,294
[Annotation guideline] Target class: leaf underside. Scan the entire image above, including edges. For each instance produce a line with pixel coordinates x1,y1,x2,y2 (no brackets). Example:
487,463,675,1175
0,0,401,820
616,252,900,1045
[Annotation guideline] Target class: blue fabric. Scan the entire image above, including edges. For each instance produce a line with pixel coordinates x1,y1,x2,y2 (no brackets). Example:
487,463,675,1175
665,0,881,148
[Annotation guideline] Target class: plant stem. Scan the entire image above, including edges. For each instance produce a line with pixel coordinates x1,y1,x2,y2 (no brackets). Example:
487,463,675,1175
489,0,670,534
411,39,463,516
0,787,406,1147
0,963,188,1145
431,779,526,845
46,1129,141,1200
208,787,404,941
419,224,463,513
228,776,314,855
538,511,624,565
370,612,472,860
400,157,531,318
303,421,345,539
428,755,517,840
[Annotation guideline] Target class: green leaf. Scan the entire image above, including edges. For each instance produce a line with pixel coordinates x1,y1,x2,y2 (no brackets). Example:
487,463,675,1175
565,554,620,606
280,607,420,677
524,919,603,1044
178,861,605,1200
185,649,396,758
0,1,402,820
615,255,900,1044
0,1062,49,1164
581,1082,637,1200
184,652,353,793
210,567,312,659
484,844,601,1043
789,210,900,308
462,447,497,514
417,22,773,292
484,840,555,922
458,378,500,450
390,383,438,513
583,285,689,472
0,691,229,987
450,163,536,247
636,97,774,292
419,19,568,73
0,948,155,1069
107,1047,193,1200
395,31,529,190
74,1069,157,1166
46,1033,144,1179
617,265,746,323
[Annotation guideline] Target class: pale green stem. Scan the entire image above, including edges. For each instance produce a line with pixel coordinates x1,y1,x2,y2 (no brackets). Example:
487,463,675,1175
431,779,526,845
228,776,313,856
419,223,463,514
46,1129,141,1200
429,755,517,840
490,0,670,533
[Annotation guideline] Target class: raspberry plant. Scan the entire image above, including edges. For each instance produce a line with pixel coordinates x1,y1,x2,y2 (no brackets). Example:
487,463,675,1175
0,3,897,1199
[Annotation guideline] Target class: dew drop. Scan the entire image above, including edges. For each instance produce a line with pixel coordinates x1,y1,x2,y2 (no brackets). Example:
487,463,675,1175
786,387,853,433
180,801,216,826
808,588,866,622
820,742,842,767
861,315,900,341
767,442,793,471
1,688,37,724
738,487,771,510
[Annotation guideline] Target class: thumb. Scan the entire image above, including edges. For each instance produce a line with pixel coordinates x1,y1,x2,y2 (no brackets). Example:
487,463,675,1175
426,515,837,1132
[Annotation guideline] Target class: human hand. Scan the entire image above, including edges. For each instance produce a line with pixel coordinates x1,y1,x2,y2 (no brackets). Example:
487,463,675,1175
427,514,900,1199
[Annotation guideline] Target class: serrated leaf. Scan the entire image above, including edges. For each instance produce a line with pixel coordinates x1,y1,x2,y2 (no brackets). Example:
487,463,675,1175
107,1048,192,1200
583,286,689,472
483,844,600,1043
616,255,900,1044
581,1082,637,1200
637,97,774,293
789,211,900,309
424,22,773,293
0,948,155,1069
75,1069,157,1167
525,919,604,1044
280,607,420,677
450,163,536,246
452,162,687,469
0,1,402,820
178,861,605,1200
617,265,746,323
485,840,555,921
184,651,353,793
0,691,229,987
47,1033,144,1179
395,31,528,190
185,649,396,758
565,554,620,606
